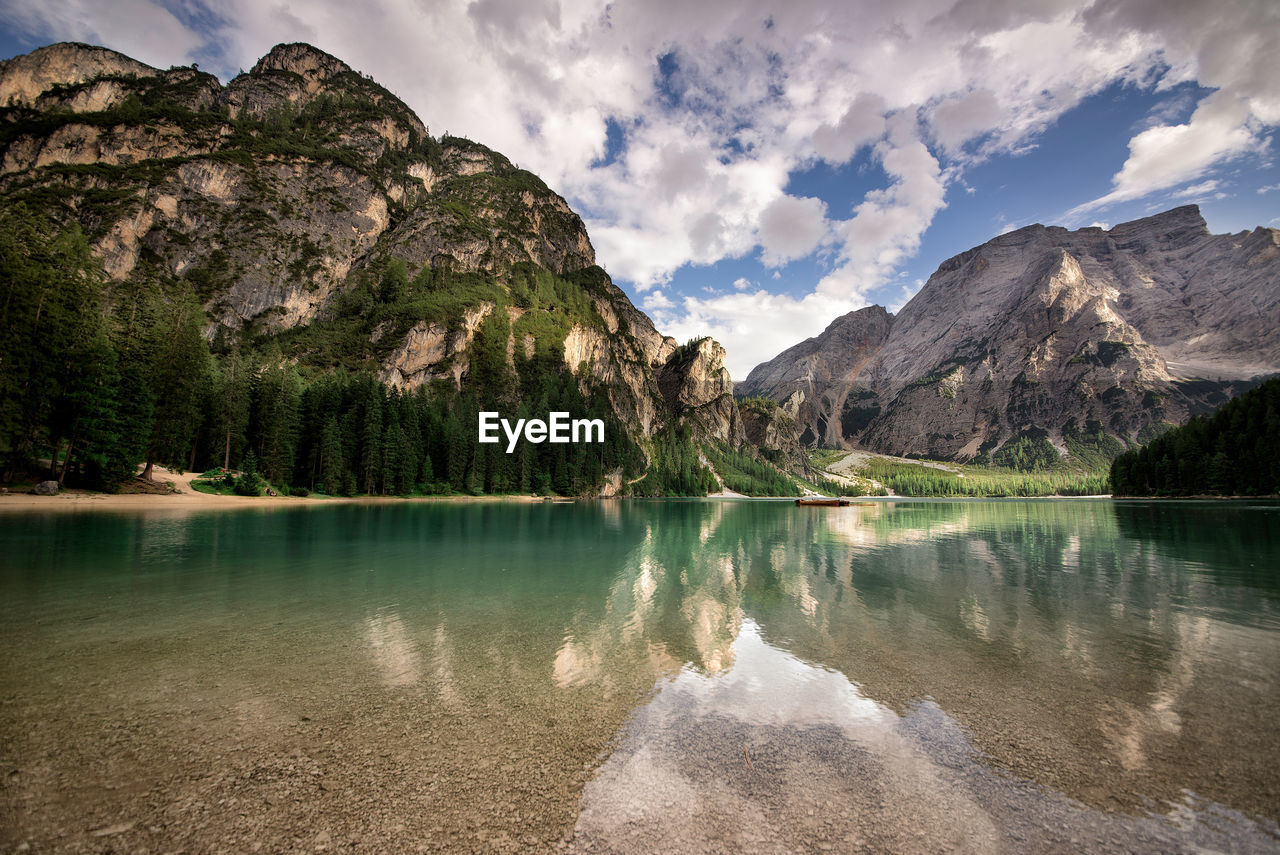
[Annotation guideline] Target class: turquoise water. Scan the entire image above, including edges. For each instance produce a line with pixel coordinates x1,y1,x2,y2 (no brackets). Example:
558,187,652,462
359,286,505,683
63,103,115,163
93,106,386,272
2,499,1278,852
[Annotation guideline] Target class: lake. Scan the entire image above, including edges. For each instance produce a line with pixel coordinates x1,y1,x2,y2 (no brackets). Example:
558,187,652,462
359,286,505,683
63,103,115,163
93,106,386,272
1,499,1278,853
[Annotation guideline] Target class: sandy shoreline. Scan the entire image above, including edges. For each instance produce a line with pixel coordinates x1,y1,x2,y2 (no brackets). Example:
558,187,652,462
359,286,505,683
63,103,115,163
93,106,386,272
0,466,552,512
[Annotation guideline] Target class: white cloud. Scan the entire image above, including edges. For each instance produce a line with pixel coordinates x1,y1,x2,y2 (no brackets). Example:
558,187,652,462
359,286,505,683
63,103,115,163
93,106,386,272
757,194,829,267
732,277,753,290
1071,0,1279,216
816,121,947,301
656,288,868,381
931,89,1003,152
4,0,1276,374
2,0,206,68
1069,92,1263,216
642,289,675,311
812,93,886,163
1172,180,1221,199
1259,184,1280,194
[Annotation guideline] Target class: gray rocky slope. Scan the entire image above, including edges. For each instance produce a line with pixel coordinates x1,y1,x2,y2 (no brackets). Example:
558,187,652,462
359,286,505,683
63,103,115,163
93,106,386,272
741,206,1280,460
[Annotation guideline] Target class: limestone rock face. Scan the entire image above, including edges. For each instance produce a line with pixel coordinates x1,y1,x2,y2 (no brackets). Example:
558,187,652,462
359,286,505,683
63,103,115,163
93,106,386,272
0,42,592,333
739,399,807,472
0,43,154,107
743,207,1280,460
379,303,494,390
658,339,746,446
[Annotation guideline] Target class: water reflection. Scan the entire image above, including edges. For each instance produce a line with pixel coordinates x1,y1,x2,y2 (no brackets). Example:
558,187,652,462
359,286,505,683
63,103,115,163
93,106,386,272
363,609,422,687
572,618,1279,855
2,499,1278,852
553,499,1280,830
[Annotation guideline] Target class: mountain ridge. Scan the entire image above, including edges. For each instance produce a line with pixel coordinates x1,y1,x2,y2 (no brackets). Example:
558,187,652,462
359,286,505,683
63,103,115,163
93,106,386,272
742,205,1280,462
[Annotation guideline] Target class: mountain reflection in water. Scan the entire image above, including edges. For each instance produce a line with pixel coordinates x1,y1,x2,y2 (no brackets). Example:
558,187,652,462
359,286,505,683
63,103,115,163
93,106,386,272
1,499,1277,853
550,499,1280,851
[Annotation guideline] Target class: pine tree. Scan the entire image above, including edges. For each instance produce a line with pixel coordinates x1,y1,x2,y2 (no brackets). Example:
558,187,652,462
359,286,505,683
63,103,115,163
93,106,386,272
318,416,344,495
359,382,383,493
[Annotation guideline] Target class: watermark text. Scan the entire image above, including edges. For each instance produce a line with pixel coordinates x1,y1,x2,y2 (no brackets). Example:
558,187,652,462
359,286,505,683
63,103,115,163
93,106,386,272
478,411,604,453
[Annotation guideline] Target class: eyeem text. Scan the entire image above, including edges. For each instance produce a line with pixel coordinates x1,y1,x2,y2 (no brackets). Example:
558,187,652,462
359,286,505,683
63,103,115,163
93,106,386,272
478,411,605,453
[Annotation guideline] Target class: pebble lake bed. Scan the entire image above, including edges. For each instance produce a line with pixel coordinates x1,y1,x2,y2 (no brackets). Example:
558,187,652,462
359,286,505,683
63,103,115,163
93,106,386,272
2,498,1278,853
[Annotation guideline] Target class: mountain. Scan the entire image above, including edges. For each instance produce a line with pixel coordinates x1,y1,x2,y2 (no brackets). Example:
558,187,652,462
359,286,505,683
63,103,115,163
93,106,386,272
0,42,756,495
741,207,1280,463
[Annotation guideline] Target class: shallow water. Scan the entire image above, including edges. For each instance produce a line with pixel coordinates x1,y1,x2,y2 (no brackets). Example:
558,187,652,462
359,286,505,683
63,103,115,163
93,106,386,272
1,499,1277,853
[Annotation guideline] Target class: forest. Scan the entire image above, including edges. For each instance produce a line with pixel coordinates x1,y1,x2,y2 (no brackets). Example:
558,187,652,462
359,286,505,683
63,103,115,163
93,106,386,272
1110,377,1280,496
0,203,681,496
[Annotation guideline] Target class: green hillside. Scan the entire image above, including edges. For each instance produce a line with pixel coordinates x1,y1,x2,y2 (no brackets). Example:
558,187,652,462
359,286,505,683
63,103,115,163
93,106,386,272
1110,377,1280,497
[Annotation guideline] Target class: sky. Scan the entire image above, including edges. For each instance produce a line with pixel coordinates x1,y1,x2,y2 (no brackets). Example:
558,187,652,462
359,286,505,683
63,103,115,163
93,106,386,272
1,0,1278,378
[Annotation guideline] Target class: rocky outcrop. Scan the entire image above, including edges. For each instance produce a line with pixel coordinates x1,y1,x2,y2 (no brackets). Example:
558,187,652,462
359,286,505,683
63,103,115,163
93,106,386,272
739,398,807,472
658,339,746,446
744,206,1280,461
0,43,154,108
379,303,494,390
0,42,593,332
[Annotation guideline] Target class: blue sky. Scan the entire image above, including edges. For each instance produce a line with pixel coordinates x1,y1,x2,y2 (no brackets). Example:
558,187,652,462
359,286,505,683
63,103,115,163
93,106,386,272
2,0,1277,377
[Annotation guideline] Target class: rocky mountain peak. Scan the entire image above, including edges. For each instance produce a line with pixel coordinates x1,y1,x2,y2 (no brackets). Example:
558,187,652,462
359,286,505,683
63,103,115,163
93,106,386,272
745,205,1279,461
250,42,353,83
739,304,892,446
659,338,747,446
1107,203,1208,244
0,42,155,107
0,40,761,467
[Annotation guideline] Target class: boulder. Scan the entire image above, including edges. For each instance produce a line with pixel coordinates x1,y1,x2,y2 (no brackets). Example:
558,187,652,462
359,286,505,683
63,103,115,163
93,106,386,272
33,480,59,495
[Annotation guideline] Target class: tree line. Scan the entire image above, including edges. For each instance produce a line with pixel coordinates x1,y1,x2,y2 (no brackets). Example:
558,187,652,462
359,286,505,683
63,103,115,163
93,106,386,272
1110,377,1280,497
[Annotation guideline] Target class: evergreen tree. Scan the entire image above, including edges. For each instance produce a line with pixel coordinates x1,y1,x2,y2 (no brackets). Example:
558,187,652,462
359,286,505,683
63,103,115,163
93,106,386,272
360,382,383,493
318,416,345,495
212,340,251,469
143,288,211,479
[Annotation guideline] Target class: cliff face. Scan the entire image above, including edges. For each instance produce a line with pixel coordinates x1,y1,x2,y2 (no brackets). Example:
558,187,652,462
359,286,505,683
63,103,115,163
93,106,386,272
742,207,1280,461
657,338,746,446
741,306,892,447
0,41,752,454
1,43,590,329
738,398,807,472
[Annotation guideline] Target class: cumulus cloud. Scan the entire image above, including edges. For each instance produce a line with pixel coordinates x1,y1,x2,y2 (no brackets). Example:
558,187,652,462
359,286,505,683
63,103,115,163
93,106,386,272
817,121,948,301
655,288,867,381
757,194,829,267
812,93,886,163
1071,0,1279,216
1069,92,1264,216
4,0,1276,373
1,0,207,67
932,89,1003,152
642,290,675,311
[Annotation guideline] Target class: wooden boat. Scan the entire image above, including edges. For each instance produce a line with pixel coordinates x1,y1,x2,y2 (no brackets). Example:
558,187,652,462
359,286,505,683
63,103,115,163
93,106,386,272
795,498,851,507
